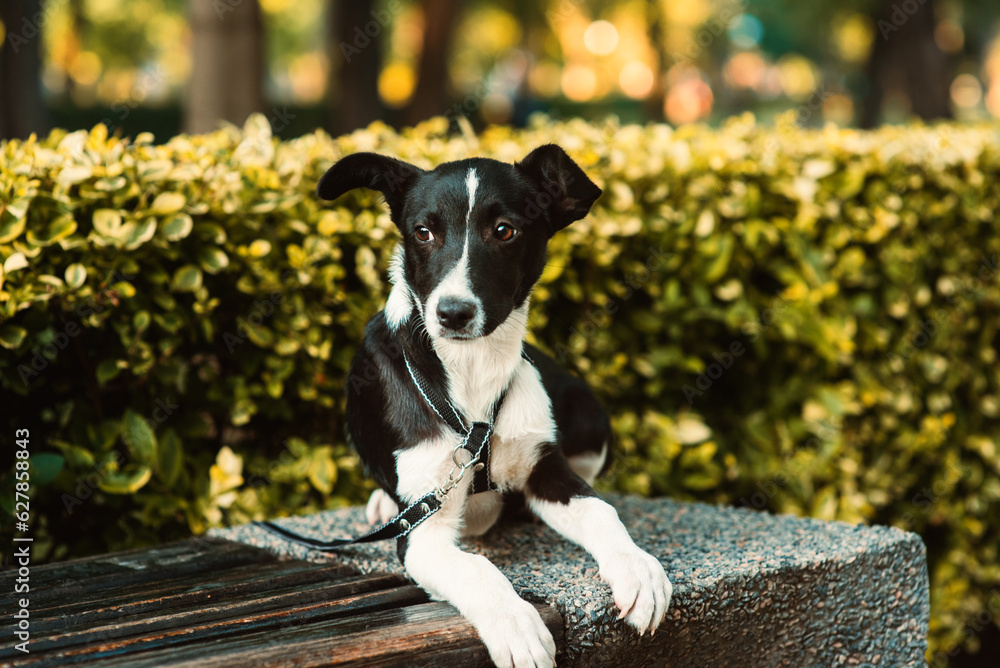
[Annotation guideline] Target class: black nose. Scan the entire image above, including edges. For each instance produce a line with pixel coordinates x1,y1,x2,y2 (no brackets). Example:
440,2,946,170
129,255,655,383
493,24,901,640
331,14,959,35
437,297,476,330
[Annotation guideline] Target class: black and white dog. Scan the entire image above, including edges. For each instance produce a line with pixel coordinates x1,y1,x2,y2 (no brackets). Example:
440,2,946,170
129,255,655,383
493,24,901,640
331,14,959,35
317,145,671,668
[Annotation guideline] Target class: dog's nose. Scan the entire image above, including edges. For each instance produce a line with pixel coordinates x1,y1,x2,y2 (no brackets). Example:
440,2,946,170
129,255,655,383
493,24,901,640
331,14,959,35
437,297,476,331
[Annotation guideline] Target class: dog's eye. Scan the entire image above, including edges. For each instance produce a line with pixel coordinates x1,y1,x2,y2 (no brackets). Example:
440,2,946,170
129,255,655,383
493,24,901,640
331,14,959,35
415,226,434,242
494,223,517,242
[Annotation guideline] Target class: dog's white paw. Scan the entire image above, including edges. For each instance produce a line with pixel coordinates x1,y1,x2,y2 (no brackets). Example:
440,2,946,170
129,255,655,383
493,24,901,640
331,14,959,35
472,596,557,668
599,548,672,636
365,488,399,525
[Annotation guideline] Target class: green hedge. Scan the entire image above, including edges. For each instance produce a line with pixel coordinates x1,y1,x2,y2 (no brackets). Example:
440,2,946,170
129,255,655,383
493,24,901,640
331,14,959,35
2,114,999,659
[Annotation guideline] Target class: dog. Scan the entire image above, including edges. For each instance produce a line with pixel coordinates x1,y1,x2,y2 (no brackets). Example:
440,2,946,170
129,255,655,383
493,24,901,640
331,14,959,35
316,144,672,668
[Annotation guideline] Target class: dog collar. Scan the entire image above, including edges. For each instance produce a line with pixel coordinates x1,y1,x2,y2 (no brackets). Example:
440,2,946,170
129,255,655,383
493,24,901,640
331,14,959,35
401,349,515,496
255,346,530,552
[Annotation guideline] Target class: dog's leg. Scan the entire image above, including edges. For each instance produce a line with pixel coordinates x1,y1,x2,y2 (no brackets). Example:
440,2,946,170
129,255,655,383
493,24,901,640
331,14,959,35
402,490,555,667
526,449,671,636
566,441,608,486
396,436,555,667
461,490,503,537
365,488,400,525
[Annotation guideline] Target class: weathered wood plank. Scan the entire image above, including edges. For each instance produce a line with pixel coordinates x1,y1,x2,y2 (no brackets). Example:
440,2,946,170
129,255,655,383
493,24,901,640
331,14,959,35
20,538,238,583
6,539,273,603
2,537,565,668
9,580,428,666
29,562,357,630
86,600,563,668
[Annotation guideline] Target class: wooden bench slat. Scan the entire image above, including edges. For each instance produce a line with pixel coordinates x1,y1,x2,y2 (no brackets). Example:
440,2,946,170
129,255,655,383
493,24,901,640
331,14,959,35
29,562,358,630
20,538,238,583
9,578,428,666
83,600,562,668
7,540,274,604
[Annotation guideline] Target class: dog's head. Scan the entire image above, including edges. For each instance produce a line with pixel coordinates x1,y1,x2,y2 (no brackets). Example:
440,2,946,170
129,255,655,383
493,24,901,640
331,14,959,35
317,145,601,340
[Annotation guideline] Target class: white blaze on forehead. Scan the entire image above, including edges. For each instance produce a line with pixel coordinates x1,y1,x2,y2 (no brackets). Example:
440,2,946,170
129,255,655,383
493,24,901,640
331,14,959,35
424,168,483,338
465,168,478,224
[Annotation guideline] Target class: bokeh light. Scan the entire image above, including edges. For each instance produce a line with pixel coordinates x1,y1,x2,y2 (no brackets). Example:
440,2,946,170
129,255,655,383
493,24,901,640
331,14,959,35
562,64,598,102
378,62,416,108
724,52,766,90
831,13,874,64
728,14,764,50
583,20,619,56
950,73,983,109
665,65,713,124
619,61,655,99
777,54,819,101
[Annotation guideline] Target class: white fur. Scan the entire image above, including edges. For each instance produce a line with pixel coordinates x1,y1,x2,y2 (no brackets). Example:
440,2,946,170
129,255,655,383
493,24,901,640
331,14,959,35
424,169,484,339
394,343,553,503
432,302,530,422
365,488,400,525
568,442,608,486
395,407,556,666
528,496,672,636
384,244,412,332
403,490,557,668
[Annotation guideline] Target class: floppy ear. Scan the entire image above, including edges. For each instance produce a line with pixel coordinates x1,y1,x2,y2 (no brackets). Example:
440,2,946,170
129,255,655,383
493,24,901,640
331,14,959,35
316,153,423,222
515,144,602,234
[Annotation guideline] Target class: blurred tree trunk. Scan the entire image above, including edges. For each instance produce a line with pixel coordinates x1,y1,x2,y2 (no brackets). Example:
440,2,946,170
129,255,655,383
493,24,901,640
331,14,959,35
860,0,952,127
327,0,385,135
184,0,265,134
0,0,48,139
644,0,669,122
405,0,461,126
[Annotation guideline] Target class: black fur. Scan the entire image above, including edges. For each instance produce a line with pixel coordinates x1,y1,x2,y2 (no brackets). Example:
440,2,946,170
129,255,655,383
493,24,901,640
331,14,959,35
320,146,608,559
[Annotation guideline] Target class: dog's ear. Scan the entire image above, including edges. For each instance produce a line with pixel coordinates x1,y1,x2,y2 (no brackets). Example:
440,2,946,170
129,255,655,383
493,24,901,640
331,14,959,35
516,144,602,234
316,153,423,221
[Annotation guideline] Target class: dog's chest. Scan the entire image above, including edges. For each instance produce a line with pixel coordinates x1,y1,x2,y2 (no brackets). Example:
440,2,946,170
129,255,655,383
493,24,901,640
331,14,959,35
394,359,556,502
484,361,557,488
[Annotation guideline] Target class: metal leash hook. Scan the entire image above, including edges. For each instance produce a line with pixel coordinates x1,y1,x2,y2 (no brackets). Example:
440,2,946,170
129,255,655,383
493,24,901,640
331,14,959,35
434,440,485,502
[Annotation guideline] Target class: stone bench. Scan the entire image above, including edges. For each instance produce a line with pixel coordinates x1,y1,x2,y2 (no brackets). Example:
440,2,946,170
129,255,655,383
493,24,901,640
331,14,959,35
216,494,930,667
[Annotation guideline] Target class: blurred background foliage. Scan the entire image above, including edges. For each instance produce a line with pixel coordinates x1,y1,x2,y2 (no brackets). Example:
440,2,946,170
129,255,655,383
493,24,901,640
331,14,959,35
2,0,1000,140
1,116,999,662
2,0,1000,665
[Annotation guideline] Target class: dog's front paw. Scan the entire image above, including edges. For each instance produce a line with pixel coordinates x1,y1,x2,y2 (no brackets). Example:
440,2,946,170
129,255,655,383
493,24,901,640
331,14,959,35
365,488,399,525
599,548,672,636
472,596,557,668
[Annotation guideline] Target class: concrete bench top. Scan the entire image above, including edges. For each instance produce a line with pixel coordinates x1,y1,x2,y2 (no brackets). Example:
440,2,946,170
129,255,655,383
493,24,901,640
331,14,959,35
214,494,930,667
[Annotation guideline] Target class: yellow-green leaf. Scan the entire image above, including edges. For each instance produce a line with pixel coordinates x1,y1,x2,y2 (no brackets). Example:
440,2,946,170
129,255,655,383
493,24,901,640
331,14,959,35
64,263,87,289
157,428,183,486
98,465,152,494
151,192,186,215
160,214,193,241
26,216,77,247
0,325,27,350
198,246,230,274
121,408,157,465
171,265,202,292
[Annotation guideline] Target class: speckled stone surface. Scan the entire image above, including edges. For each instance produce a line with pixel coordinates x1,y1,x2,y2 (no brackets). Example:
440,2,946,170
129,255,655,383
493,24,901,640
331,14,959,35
211,495,929,667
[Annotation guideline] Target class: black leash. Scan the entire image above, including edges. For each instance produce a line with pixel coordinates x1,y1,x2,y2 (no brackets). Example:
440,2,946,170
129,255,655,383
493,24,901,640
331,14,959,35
254,346,525,552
